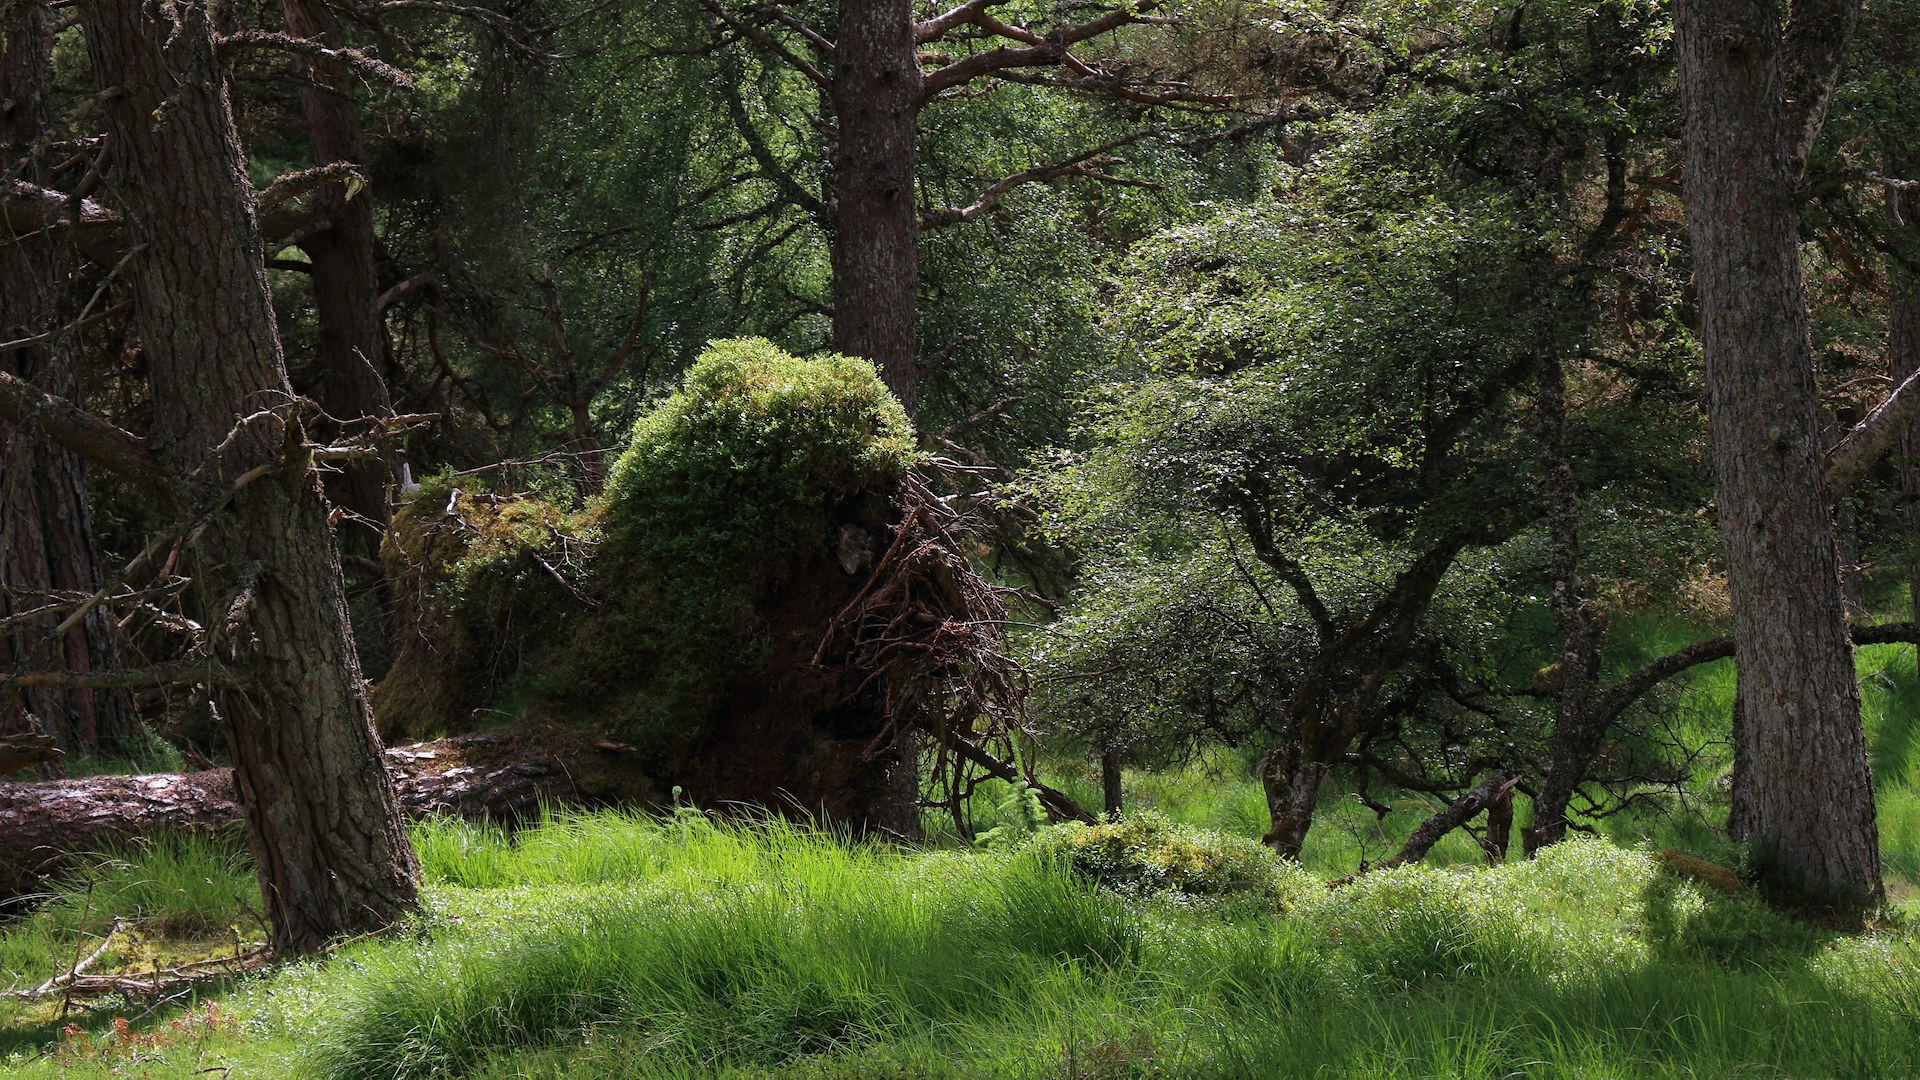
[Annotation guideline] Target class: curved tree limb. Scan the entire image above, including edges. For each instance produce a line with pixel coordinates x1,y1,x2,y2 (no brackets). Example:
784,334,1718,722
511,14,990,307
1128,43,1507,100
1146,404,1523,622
0,371,164,491
1824,364,1920,496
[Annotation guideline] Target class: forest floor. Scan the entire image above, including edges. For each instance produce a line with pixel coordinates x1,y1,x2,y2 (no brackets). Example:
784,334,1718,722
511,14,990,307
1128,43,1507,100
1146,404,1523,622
0,640,1916,1078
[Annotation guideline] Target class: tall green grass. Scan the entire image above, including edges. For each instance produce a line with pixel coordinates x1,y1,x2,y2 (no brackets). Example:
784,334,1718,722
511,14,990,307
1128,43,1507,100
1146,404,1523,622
268,815,1916,1079
0,830,255,990
6,619,1920,1076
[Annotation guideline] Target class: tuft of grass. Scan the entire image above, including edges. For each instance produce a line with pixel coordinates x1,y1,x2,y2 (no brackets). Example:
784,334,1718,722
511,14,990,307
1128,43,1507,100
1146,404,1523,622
0,830,255,991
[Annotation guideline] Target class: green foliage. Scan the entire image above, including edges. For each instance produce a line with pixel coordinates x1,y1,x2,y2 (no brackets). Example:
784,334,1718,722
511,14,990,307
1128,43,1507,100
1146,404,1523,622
1025,811,1312,906
972,781,1048,848
599,337,915,575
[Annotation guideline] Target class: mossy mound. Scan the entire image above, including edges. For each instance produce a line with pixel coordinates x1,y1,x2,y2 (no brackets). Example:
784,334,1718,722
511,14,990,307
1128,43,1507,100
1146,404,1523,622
565,338,915,749
1027,812,1312,906
373,485,589,742
374,339,918,820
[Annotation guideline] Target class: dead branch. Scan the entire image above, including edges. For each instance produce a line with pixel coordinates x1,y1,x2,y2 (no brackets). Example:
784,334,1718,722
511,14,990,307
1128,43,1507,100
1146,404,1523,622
940,728,1097,825
5,920,269,1004
1825,364,1920,496
256,162,368,209
217,30,412,86
919,0,1167,99
7,919,123,1001
1332,770,1519,884
0,732,62,775
1,659,241,692
0,370,164,492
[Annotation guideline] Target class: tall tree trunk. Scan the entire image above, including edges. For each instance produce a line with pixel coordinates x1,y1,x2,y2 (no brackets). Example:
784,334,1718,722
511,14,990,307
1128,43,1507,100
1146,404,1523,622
1891,159,1920,685
78,0,418,954
279,0,393,550
829,0,921,414
1674,0,1882,909
0,0,134,757
1525,346,1606,852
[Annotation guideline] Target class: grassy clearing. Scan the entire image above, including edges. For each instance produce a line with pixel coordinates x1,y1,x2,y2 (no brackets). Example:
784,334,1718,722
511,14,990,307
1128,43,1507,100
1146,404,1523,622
5,625,1918,1077
2,811,1915,1079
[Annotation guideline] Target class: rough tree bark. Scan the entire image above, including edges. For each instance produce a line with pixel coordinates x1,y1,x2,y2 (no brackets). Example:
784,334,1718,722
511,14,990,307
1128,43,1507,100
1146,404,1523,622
0,0,134,757
77,0,418,954
1250,537,1498,860
1674,0,1883,908
828,0,922,414
278,0,394,548
1892,159,1920,685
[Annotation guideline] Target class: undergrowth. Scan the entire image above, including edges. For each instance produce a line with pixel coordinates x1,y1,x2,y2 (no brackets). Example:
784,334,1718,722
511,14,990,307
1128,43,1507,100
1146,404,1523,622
3,811,1915,1079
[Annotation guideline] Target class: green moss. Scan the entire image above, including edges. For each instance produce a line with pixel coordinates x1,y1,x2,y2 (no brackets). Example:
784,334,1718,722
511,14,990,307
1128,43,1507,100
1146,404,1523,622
595,336,914,609
373,339,915,762
557,339,914,749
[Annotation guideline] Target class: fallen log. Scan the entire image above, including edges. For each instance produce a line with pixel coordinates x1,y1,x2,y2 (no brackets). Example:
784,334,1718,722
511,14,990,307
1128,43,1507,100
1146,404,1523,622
0,730,616,903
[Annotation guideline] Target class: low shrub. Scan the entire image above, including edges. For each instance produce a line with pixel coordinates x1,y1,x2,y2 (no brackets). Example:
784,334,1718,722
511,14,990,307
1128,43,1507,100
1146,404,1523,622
1024,811,1313,906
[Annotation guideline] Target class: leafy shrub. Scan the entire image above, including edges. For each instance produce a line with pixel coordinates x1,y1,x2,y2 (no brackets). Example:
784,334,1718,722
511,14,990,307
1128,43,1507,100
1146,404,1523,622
1317,867,1543,986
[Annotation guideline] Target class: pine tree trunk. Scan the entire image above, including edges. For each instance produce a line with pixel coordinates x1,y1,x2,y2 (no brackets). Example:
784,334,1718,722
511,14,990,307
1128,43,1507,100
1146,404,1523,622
77,0,418,955
1674,0,1882,909
1891,160,1920,685
279,0,393,549
0,0,134,757
829,0,921,414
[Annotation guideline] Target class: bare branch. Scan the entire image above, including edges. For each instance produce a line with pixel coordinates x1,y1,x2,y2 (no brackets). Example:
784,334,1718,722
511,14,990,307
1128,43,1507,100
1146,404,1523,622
1588,621,1920,733
0,371,164,491
1335,770,1519,881
919,0,1163,99
0,733,62,775
915,0,1014,43
217,30,412,87
1825,363,1920,496
2,659,242,691
0,179,124,265
920,130,1157,231
257,162,367,209
939,729,1097,824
